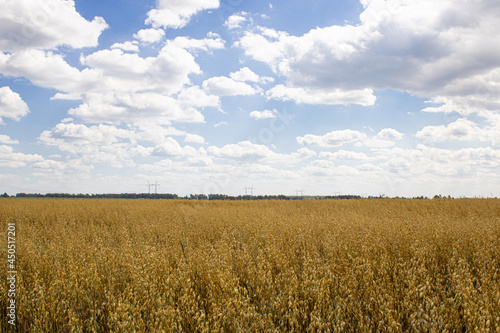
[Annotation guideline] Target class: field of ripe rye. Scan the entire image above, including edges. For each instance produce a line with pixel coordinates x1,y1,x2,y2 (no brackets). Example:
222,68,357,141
1,199,500,332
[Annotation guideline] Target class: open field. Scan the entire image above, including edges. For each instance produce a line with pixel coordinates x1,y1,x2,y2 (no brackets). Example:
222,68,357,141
1,198,500,332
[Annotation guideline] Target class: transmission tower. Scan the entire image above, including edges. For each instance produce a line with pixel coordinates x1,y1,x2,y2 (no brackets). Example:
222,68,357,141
146,181,160,194
244,186,254,196
146,181,153,194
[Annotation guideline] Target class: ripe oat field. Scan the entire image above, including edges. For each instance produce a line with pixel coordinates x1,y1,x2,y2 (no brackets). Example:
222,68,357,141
1,198,500,332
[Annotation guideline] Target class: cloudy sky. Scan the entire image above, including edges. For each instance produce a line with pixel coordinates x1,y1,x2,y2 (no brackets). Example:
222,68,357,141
1,0,500,197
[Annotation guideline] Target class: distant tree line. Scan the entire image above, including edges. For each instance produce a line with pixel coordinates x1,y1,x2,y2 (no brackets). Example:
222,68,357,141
7,193,364,200
13,193,179,199
0,193,470,200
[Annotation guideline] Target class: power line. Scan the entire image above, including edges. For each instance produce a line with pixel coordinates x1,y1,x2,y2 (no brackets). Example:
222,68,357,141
244,186,254,196
146,181,160,194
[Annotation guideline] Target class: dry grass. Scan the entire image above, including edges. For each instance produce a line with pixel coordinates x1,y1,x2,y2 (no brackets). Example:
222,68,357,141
1,198,500,332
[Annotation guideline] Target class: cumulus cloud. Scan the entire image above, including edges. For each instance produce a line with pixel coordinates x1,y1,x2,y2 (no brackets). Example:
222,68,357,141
0,0,224,129
235,0,500,111
32,158,93,174
230,67,274,84
0,50,82,93
0,145,43,168
249,109,277,120
230,67,259,82
208,141,275,161
267,85,376,106
416,118,487,142
146,0,220,29
0,0,108,52
68,92,205,125
224,13,248,29
152,137,196,157
177,86,220,109
214,121,228,127
376,128,404,141
372,145,500,180
39,123,134,152
38,122,149,167
38,122,210,168
184,133,206,144
0,135,19,145
202,76,260,96
168,36,225,53
0,87,30,124
295,148,317,159
5,35,224,126
297,130,367,148
134,28,166,43
110,41,139,53
360,128,404,148
318,150,370,161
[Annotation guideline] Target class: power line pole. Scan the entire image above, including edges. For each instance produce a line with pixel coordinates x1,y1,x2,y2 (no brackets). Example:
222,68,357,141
146,181,160,194
153,181,160,194
244,186,254,196
146,181,153,194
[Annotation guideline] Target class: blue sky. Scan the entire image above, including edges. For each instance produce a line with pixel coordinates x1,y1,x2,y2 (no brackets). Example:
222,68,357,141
1,0,500,197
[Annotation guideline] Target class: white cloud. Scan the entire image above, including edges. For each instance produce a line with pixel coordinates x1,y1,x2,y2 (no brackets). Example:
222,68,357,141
38,122,152,167
0,50,82,93
230,67,259,82
295,148,317,159
0,0,108,52
67,92,205,125
224,13,248,29
134,28,166,44
267,85,376,106
184,133,205,144
152,137,196,157
177,86,220,109
146,0,220,29
0,135,19,145
1,14,224,125
230,67,274,84
359,128,404,148
416,118,486,142
111,41,139,53
32,158,93,174
319,150,370,161
0,145,43,168
0,87,30,124
214,121,228,127
249,109,277,119
297,130,367,148
234,30,286,65
371,144,500,181
202,76,260,96
39,123,134,151
302,161,361,177
208,141,275,161
168,36,225,53
377,128,404,141
235,0,500,112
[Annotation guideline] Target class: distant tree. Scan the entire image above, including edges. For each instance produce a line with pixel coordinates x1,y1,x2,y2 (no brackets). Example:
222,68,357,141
1,192,9,197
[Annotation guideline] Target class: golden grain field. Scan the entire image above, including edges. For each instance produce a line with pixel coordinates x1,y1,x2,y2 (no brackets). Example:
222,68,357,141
1,198,500,332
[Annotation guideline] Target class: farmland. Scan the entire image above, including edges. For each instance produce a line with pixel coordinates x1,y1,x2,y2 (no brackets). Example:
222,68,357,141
1,198,500,332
